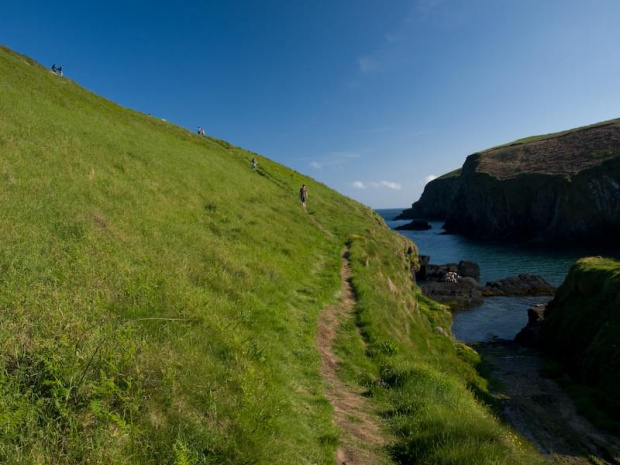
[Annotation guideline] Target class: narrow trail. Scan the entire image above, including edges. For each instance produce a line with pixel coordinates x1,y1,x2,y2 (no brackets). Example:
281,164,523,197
478,341,620,465
316,248,388,465
306,208,334,238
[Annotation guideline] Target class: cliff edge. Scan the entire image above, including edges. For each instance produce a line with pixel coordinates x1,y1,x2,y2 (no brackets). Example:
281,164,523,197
403,119,620,244
542,257,620,418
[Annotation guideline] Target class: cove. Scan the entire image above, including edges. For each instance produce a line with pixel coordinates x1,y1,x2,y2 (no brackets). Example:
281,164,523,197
377,208,620,343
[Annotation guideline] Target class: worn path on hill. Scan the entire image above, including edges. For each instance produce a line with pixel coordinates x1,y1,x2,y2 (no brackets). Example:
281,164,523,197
478,341,620,465
316,248,390,465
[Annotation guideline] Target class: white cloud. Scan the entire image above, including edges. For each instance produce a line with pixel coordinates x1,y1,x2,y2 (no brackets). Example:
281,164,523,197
308,151,364,170
425,175,438,184
357,180,402,190
358,56,375,74
379,181,402,190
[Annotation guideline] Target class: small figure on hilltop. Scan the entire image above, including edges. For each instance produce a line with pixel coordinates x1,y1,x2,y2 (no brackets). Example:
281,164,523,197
299,184,308,208
197,126,202,135
58,65,63,76
202,128,206,136
251,158,258,171
51,63,57,73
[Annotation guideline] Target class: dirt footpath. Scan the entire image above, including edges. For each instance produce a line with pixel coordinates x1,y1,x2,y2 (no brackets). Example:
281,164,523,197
316,248,390,465
477,341,620,464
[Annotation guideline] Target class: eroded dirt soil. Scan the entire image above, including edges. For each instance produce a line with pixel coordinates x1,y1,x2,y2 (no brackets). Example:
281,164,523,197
316,249,389,465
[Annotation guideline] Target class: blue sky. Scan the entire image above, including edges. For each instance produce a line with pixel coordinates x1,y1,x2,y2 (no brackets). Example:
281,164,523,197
3,1,620,208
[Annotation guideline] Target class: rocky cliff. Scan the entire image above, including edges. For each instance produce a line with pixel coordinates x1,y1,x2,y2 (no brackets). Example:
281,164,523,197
402,119,620,244
541,257,620,417
395,169,460,220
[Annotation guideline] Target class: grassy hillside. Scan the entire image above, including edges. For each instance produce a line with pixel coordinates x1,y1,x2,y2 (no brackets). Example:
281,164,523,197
0,46,542,464
542,257,620,431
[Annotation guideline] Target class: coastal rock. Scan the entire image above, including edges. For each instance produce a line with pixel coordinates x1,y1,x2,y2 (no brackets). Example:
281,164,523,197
395,219,432,231
425,263,458,281
400,119,620,245
515,304,547,348
457,260,480,281
396,170,461,220
420,277,483,309
415,255,431,281
541,257,620,417
482,274,555,297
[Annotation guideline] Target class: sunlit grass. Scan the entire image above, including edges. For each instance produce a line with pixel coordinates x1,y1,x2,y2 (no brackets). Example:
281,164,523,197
0,45,545,463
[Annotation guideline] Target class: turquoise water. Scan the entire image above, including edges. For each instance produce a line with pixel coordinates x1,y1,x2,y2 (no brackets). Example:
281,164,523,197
377,208,619,342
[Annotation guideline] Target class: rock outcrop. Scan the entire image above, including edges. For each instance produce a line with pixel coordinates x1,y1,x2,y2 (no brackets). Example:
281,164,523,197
395,219,432,231
417,257,554,310
482,274,555,297
396,170,461,220
514,304,547,348
457,260,480,281
420,277,483,309
400,119,620,245
541,257,620,417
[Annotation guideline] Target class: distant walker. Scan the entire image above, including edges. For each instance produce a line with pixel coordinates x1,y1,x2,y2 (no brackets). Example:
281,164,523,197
299,184,307,208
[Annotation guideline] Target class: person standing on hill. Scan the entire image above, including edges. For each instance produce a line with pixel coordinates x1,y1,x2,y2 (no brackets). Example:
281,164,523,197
202,128,206,136
51,64,57,73
251,158,258,171
58,65,63,76
299,184,308,208
197,126,202,135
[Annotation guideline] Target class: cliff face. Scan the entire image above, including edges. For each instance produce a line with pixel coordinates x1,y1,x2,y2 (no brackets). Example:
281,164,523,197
405,119,620,244
396,170,460,220
541,257,620,416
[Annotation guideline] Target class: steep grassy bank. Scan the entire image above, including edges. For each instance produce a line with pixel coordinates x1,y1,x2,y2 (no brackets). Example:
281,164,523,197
542,257,620,430
0,46,542,463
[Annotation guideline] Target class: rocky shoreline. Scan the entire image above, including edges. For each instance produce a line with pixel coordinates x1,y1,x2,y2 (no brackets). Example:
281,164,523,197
415,255,555,309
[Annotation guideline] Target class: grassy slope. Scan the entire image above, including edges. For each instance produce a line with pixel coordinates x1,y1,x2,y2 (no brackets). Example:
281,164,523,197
542,257,620,431
0,46,542,464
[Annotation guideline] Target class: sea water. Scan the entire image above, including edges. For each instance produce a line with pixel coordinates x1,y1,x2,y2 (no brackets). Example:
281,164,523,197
376,208,619,342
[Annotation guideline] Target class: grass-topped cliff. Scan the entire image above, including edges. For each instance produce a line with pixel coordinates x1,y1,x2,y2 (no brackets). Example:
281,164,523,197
0,46,543,463
403,119,620,243
542,257,620,431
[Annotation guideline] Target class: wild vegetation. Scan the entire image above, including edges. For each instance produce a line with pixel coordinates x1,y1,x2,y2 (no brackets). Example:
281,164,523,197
542,256,620,433
0,46,543,463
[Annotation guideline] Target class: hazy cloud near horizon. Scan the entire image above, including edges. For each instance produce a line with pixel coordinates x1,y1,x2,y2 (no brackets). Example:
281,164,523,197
352,180,402,190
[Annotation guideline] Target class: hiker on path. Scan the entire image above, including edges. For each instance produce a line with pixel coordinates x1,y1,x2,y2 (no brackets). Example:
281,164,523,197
299,184,307,208
197,126,202,135
51,64,57,73
251,158,258,171
58,65,63,76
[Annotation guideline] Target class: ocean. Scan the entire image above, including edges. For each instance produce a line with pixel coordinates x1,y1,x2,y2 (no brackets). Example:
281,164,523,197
376,208,619,342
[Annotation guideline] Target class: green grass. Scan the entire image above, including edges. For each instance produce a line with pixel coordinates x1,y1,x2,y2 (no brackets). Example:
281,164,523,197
437,168,462,180
334,231,544,464
483,117,620,153
0,46,544,463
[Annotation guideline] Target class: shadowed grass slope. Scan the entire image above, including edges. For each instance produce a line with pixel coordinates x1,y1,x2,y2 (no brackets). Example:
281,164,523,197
542,256,620,433
1,46,542,464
